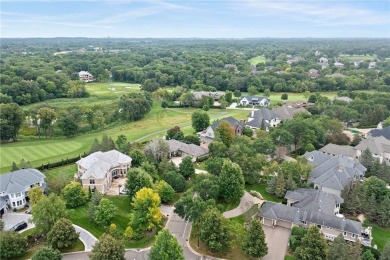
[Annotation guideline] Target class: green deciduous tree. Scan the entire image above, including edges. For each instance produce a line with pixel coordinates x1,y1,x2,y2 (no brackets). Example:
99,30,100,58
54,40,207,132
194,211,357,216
130,188,163,234
0,103,24,142
94,198,117,227
219,160,245,203
191,110,210,132
129,149,146,167
328,234,349,260
144,138,170,165
198,207,232,252
295,226,328,260
89,233,125,260
149,229,185,260
216,121,235,147
242,219,268,258
179,156,195,178
360,148,374,169
28,186,43,206
248,86,258,96
32,246,62,260
38,107,57,138
174,191,217,223
0,231,28,259
115,134,130,154
61,182,88,208
32,194,68,235
281,93,288,100
126,168,153,198
381,240,390,260
88,191,102,221
47,218,79,249
154,180,175,204
205,157,224,176
362,250,376,260
163,171,186,192
166,126,184,141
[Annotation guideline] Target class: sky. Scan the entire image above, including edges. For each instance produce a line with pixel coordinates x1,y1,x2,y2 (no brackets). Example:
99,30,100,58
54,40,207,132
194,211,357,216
1,0,389,38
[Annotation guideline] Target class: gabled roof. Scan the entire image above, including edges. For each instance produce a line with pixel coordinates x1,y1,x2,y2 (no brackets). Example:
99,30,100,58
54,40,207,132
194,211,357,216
355,136,390,155
259,201,362,234
210,117,244,131
239,96,269,103
246,108,278,128
0,169,45,194
193,91,224,100
167,139,209,157
272,105,308,121
334,96,352,103
77,150,132,180
368,126,390,140
320,144,356,158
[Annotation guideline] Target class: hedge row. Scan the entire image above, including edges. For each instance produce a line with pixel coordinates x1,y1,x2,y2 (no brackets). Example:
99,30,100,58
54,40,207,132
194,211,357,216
37,152,88,170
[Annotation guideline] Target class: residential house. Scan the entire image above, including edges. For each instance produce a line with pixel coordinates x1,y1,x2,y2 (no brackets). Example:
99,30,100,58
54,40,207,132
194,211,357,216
320,144,356,159
368,62,377,69
287,57,305,65
76,150,132,194
308,69,319,78
303,150,366,197
353,60,363,69
283,100,315,108
272,105,308,122
79,71,94,82
355,136,390,163
193,91,225,102
258,189,370,244
198,117,244,143
0,169,46,213
246,108,279,131
334,62,345,68
334,96,353,103
319,57,329,69
367,126,390,140
167,139,209,161
239,96,270,107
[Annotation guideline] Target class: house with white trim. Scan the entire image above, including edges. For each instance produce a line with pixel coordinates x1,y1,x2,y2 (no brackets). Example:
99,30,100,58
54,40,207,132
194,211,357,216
239,96,270,107
79,71,94,82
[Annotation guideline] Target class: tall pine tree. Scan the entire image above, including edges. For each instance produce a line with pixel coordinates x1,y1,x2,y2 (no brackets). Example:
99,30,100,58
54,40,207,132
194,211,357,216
242,219,268,258
295,226,328,260
149,229,184,260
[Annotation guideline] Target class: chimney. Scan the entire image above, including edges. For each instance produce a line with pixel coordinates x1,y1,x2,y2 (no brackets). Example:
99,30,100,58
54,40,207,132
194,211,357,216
338,164,344,172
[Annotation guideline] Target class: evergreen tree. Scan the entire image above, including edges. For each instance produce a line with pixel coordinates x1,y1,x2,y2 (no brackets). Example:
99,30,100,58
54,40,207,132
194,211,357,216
90,138,101,153
295,226,328,260
362,250,375,260
47,218,79,249
219,160,245,203
179,156,195,179
360,149,374,169
328,234,349,260
266,176,277,195
149,229,185,260
275,172,286,198
378,197,390,227
349,242,362,260
380,240,390,260
242,219,268,258
11,161,19,171
32,247,62,260
129,149,146,167
285,174,297,191
101,134,116,151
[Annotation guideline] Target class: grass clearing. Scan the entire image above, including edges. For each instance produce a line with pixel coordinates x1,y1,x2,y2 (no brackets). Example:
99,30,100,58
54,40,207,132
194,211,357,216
245,183,282,202
249,55,267,65
363,221,390,251
43,164,77,183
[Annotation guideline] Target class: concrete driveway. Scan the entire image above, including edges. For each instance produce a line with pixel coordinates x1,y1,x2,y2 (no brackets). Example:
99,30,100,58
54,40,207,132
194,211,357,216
170,156,183,166
262,225,291,260
2,212,34,231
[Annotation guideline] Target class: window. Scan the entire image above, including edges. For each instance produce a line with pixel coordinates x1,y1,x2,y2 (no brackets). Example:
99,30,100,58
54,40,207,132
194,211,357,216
299,220,307,225
336,204,340,208
12,202,15,207
10,194,14,198
343,232,347,236
317,225,322,229
89,179,95,184
352,234,355,238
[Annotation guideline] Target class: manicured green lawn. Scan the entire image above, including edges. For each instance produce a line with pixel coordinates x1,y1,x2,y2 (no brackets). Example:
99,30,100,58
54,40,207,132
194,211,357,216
268,92,336,104
285,255,296,260
339,54,377,61
249,55,267,65
245,184,282,202
218,199,240,212
364,222,390,251
43,164,77,183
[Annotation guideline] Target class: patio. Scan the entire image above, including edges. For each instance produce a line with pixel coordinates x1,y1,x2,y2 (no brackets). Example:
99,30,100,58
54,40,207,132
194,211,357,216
106,177,127,196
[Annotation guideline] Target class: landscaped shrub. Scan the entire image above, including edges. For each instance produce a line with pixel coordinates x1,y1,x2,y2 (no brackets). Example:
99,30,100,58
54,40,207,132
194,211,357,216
163,171,186,192
249,190,263,200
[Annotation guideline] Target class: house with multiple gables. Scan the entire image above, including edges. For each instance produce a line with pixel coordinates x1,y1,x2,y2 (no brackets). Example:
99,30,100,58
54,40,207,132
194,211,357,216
239,96,270,107
258,189,371,244
283,100,315,108
167,139,209,161
272,105,308,122
367,126,390,140
355,136,390,163
198,117,244,143
245,108,279,131
76,150,132,194
303,150,366,197
0,169,46,213
193,91,225,102
320,143,357,159
78,71,94,82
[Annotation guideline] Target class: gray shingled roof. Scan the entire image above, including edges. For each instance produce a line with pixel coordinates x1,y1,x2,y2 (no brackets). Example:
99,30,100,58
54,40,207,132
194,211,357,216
210,117,244,131
368,126,390,140
0,169,45,194
240,95,269,103
245,108,278,128
193,91,224,100
77,150,132,180
320,144,356,158
167,139,209,157
272,105,308,121
259,202,362,234
303,151,366,192
355,136,390,155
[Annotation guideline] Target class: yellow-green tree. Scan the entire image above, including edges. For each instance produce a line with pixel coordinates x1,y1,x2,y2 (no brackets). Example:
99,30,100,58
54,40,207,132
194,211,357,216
216,121,235,147
27,187,43,206
130,188,162,235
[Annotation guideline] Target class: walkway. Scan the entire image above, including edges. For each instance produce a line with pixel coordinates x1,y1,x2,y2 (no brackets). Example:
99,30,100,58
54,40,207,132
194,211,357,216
73,225,97,251
223,191,264,218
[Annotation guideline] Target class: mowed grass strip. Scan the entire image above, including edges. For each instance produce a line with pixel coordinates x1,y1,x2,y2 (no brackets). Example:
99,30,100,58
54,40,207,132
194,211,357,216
249,55,267,65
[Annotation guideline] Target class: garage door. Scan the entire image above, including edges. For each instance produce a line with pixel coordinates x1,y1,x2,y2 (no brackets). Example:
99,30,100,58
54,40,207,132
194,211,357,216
263,218,273,227
277,220,292,229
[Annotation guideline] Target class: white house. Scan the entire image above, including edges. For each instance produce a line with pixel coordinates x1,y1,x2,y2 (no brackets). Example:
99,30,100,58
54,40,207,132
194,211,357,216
245,108,279,131
334,62,344,68
239,96,270,107
79,71,94,82
76,150,132,194
0,169,46,213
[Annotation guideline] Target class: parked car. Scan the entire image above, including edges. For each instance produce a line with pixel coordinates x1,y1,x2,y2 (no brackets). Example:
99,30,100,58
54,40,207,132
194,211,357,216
10,221,28,232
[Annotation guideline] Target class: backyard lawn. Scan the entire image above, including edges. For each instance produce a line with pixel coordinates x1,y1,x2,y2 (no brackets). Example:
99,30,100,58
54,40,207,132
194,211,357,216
43,164,77,183
245,183,282,202
249,55,267,65
364,221,390,251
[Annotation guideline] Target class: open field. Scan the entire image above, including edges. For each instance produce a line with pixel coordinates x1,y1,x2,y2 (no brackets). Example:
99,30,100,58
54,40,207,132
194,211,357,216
249,55,267,65
339,54,377,61
23,82,141,110
240,91,337,104
0,102,249,173
364,222,390,251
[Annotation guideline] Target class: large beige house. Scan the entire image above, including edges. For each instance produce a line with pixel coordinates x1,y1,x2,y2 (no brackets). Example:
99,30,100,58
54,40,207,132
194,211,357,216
76,150,132,193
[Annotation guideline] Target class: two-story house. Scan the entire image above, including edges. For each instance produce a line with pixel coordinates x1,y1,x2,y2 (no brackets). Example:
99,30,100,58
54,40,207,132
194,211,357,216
0,168,46,213
199,116,244,143
245,108,279,131
239,96,270,107
355,136,390,163
76,150,132,194
79,71,94,82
